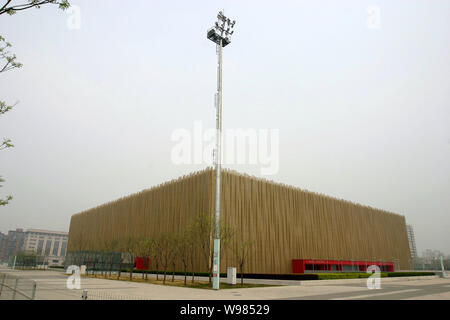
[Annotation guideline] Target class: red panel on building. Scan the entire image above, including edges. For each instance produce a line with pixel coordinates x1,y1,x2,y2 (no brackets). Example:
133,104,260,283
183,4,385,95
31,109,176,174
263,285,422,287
292,259,394,273
135,257,150,270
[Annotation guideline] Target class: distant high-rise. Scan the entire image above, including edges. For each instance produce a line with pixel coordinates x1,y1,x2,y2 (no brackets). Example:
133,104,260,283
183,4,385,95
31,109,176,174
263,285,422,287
0,228,25,262
0,232,7,258
406,224,417,258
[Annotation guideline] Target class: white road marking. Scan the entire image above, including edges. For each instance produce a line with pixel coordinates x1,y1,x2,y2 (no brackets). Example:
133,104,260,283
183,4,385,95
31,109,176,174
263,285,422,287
331,289,421,300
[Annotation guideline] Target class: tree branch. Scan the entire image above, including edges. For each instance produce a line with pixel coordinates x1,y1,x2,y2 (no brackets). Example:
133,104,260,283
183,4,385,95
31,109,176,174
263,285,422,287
0,1,13,12
0,0,70,16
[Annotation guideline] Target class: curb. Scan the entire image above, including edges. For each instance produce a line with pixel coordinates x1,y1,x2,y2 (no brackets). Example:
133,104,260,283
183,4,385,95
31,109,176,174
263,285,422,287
298,275,439,286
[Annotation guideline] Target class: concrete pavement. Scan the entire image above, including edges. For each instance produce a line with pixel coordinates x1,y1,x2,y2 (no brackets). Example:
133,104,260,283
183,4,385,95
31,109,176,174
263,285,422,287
0,268,448,300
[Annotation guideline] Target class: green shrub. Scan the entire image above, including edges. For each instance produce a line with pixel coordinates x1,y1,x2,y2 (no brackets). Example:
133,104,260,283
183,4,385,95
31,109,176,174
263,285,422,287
316,273,388,280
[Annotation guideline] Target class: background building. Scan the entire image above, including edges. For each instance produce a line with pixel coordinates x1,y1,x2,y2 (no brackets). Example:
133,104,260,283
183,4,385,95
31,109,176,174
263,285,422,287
0,228,25,262
68,168,413,274
22,229,68,266
0,228,68,266
0,232,6,262
406,224,417,258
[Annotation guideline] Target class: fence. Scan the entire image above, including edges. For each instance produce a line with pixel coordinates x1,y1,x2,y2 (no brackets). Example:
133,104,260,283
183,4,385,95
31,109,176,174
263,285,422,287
64,251,130,273
8,254,45,269
81,289,151,300
0,272,36,300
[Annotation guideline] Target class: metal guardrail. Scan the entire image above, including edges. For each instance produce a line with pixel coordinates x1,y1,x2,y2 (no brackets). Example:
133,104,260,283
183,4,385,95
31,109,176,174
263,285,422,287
0,272,37,300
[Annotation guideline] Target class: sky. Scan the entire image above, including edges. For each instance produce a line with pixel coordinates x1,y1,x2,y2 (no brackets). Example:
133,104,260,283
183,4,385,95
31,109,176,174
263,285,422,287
0,0,449,255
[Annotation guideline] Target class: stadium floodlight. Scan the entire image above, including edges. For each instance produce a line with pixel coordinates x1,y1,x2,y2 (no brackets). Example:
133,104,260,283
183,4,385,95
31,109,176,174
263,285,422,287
207,11,236,290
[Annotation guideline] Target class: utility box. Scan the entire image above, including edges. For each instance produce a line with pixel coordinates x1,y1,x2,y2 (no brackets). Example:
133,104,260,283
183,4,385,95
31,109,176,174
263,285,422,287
227,267,236,285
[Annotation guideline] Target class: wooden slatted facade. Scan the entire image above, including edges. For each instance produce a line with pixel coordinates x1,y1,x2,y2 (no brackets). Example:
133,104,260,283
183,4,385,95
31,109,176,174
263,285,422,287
68,168,412,273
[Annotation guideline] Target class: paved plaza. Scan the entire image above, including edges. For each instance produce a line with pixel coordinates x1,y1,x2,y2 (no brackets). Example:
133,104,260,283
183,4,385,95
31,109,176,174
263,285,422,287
0,268,448,300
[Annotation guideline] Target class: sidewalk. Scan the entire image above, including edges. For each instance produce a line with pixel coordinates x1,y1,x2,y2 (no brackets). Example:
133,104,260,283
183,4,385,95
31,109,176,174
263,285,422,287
1,268,448,300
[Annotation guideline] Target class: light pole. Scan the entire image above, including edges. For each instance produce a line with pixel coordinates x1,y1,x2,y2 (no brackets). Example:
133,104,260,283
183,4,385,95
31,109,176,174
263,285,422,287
207,11,236,290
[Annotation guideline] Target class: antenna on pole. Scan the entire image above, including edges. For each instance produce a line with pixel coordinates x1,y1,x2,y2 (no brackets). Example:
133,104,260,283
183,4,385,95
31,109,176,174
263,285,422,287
206,11,237,291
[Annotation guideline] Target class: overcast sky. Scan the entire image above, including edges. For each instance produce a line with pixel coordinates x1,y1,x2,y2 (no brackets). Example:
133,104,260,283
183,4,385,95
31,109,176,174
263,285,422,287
0,0,448,255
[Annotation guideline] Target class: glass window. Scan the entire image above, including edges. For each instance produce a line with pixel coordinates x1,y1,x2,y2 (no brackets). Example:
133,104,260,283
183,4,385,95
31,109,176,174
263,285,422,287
37,240,44,254
52,241,60,256
60,241,67,256
44,240,52,256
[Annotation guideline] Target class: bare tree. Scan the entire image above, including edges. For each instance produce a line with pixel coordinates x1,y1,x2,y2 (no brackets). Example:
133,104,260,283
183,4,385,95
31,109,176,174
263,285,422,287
191,212,235,284
150,237,162,281
191,212,214,283
159,233,178,284
0,1,69,205
178,228,194,285
142,238,155,280
211,221,235,281
116,237,135,280
123,237,136,281
0,35,20,206
105,239,118,278
233,240,255,285
135,237,151,280
188,223,197,284
170,235,179,282
69,230,87,267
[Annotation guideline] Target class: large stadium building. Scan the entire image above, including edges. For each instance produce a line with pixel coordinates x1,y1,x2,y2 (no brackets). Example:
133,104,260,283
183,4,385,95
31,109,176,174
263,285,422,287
67,168,412,274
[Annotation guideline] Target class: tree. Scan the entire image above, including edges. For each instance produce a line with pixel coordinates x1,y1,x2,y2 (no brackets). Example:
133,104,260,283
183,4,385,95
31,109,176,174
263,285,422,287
115,237,133,280
0,35,21,206
135,237,152,280
170,235,180,282
98,239,115,277
178,228,194,285
191,212,235,285
159,233,177,284
233,240,255,285
216,221,235,277
150,237,162,281
121,236,136,281
69,229,87,267
0,0,70,16
0,176,12,206
0,1,70,204
102,239,118,278
191,212,214,283
15,250,39,269
142,238,156,280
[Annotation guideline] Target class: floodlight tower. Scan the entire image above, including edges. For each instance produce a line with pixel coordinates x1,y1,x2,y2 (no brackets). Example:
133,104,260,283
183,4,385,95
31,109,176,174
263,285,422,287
207,11,236,290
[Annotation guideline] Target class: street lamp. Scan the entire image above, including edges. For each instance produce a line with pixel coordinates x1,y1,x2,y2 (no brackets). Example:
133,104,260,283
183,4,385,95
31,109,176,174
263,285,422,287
207,10,236,290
